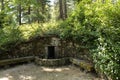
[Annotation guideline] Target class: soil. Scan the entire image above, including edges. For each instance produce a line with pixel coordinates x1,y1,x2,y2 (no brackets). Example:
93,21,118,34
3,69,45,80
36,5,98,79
0,63,103,80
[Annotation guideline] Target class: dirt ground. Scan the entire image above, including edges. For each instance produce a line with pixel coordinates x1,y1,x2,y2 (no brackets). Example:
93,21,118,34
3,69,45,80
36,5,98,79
0,63,103,80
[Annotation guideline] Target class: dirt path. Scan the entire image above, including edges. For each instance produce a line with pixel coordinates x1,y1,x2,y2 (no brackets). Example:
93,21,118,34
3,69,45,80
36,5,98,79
0,63,102,80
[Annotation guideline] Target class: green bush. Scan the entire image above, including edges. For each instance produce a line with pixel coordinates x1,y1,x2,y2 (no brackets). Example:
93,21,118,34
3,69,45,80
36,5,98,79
0,12,9,28
0,22,60,49
59,1,120,80
92,2,120,80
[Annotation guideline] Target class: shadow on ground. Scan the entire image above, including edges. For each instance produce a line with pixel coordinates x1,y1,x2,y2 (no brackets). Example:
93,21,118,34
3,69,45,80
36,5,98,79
0,63,102,80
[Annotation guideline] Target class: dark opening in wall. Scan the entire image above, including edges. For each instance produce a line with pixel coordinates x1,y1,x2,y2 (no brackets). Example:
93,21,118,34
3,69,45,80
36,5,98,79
47,46,55,59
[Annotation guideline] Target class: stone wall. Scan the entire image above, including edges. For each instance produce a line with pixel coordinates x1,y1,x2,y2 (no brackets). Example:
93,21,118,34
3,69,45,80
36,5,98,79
60,40,91,61
0,35,91,62
35,57,70,66
0,35,62,60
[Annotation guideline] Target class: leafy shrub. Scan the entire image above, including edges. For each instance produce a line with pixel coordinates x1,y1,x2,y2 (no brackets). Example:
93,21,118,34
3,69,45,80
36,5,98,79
0,22,60,50
92,2,120,80
59,1,120,80
0,12,11,28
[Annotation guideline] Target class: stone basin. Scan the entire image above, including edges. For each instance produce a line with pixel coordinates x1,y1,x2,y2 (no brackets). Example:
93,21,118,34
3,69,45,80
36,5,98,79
35,57,70,66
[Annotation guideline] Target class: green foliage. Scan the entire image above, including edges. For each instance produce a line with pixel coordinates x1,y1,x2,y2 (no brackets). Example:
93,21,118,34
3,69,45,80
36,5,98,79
0,0,119,80
0,12,12,28
0,0,51,25
59,1,120,80
92,2,120,80
60,0,100,48
0,22,59,48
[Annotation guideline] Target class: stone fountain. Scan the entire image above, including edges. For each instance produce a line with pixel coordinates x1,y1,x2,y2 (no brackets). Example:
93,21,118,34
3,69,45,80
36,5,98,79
35,35,70,66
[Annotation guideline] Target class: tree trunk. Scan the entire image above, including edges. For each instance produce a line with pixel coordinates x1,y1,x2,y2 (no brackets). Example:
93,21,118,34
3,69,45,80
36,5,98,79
1,0,4,11
18,4,22,25
41,0,45,14
59,0,64,20
63,0,67,19
28,6,31,23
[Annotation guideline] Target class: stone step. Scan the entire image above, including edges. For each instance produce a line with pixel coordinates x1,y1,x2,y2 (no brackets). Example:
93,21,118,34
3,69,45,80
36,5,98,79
70,58,94,72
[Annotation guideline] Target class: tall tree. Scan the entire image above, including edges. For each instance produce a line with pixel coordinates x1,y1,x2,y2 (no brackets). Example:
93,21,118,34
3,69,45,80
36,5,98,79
18,3,21,25
59,0,64,20
63,0,67,19
0,0,51,25
40,0,46,14
59,0,68,20
1,0,4,11
28,6,31,23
